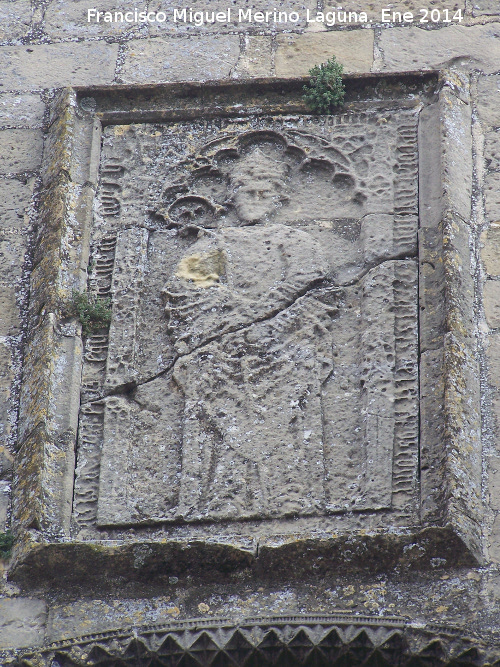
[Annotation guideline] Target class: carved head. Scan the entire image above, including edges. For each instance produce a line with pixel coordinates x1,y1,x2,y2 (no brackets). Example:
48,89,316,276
226,145,290,223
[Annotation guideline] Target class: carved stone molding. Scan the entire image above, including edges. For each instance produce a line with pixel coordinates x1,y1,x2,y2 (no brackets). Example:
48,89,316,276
2,614,498,667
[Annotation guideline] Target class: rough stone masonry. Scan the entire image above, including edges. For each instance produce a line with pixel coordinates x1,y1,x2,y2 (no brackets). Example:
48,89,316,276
0,1,500,665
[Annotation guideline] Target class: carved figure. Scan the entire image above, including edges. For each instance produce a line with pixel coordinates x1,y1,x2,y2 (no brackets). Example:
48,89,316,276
160,132,364,521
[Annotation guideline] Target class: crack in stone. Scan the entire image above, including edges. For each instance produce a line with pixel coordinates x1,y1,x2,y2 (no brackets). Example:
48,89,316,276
80,252,416,404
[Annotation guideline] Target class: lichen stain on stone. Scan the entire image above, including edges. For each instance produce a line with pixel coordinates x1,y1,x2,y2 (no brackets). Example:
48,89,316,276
113,125,132,137
175,249,225,287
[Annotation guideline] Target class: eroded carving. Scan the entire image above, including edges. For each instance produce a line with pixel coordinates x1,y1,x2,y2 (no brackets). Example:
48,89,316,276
5,614,493,667
154,130,363,230
75,116,420,533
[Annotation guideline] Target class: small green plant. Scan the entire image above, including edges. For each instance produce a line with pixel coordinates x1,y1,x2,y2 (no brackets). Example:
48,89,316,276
0,531,14,559
302,56,345,114
70,290,112,336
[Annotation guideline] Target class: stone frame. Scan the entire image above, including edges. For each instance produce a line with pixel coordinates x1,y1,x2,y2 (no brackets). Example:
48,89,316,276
11,72,482,583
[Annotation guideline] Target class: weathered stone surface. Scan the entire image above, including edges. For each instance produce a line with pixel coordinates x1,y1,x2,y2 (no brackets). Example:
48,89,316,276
44,0,148,39
322,0,464,24
0,94,44,129
378,23,500,74
0,233,27,282
148,0,315,33
441,89,472,223
0,130,42,175
472,0,500,16
484,280,500,329
0,480,9,532
487,335,500,390
16,296,83,535
492,395,500,442
485,171,500,222
0,42,119,89
477,75,500,129
121,35,240,83
485,130,500,173
0,598,46,649
275,30,374,75
0,1,31,44
489,514,500,563
0,179,31,231
0,283,21,336
487,445,500,512
9,609,500,666
0,342,15,450
47,596,183,641
481,223,500,276
236,36,273,77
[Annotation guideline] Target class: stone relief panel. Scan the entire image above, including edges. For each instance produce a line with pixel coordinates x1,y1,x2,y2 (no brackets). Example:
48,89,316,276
73,113,419,535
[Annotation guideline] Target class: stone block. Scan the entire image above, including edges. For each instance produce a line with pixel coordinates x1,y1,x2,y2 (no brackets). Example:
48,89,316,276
485,171,500,222
378,23,500,74
0,130,42,175
0,1,31,44
472,0,500,16
0,282,21,336
0,179,32,231
481,223,500,276
149,0,315,33
0,598,46,649
48,597,179,641
322,0,464,24
44,0,148,39
275,30,374,76
121,35,240,83
0,94,44,129
0,233,27,281
236,36,273,78
485,130,500,173
0,42,119,89
484,280,500,328
477,75,500,129
486,334,500,389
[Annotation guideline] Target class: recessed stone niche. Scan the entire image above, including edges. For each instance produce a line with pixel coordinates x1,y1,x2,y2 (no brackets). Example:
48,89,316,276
12,73,481,581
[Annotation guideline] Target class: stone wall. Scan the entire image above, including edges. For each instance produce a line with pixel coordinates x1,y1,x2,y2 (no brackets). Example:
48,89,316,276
1,0,500,663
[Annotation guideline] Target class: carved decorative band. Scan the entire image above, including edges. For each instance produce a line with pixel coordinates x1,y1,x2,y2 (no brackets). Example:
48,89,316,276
3,615,494,667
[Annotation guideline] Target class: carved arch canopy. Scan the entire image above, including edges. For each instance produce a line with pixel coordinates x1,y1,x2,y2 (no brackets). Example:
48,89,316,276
153,129,363,229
